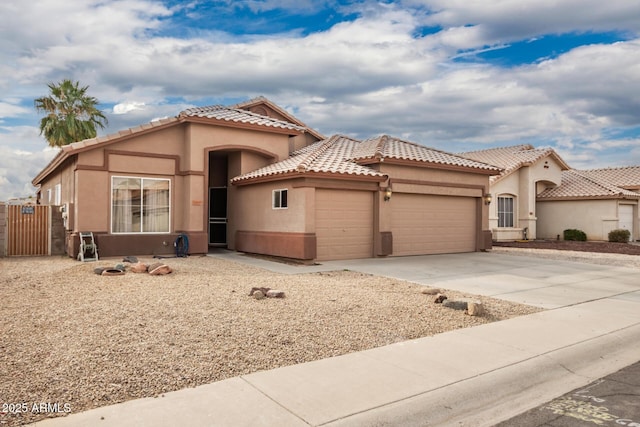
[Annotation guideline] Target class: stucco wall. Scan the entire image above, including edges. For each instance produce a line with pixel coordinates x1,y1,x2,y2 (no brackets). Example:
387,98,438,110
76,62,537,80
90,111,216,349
233,180,309,234
489,155,565,240
536,199,620,240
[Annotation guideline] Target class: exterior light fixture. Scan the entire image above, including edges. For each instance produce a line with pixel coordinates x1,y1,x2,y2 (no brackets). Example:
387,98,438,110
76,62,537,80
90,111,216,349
483,193,492,205
384,187,393,201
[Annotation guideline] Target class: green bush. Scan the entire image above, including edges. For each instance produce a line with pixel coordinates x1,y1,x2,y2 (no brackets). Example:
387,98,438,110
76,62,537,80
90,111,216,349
563,229,587,241
608,229,630,243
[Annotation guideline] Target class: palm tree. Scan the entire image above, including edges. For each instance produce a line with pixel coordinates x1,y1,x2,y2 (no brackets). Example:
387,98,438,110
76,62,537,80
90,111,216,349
35,79,108,147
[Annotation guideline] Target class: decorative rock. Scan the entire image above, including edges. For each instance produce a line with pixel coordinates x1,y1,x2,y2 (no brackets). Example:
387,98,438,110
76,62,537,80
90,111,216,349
467,301,485,316
421,288,441,295
94,267,107,275
130,262,148,273
149,264,172,275
253,290,265,300
114,263,126,271
442,300,468,311
249,287,271,297
122,256,138,263
101,268,125,276
434,294,448,304
148,262,164,272
266,290,285,298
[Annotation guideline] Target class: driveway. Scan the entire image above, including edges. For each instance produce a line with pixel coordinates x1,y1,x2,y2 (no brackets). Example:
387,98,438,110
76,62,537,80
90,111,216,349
217,250,640,309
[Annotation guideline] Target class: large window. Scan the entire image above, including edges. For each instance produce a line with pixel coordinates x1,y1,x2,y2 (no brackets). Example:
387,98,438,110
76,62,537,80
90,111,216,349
112,177,170,233
497,196,515,228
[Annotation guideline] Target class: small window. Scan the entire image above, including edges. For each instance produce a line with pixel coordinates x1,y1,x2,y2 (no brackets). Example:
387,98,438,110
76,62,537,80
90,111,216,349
273,189,288,209
497,196,514,228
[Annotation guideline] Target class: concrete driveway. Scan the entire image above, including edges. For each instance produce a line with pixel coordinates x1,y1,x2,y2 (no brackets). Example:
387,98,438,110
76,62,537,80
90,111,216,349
218,250,640,309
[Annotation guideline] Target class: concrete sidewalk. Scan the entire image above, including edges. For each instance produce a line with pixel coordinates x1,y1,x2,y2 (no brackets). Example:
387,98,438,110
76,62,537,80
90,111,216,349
29,252,640,427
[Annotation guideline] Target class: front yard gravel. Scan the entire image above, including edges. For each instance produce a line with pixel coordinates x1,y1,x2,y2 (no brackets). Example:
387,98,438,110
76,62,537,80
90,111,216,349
1,255,540,426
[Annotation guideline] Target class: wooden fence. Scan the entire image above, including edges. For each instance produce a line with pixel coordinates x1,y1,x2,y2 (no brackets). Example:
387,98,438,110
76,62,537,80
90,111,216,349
0,204,66,257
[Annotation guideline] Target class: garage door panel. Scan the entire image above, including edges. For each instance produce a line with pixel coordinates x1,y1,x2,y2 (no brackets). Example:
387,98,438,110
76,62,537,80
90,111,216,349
392,194,476,256
316,190,373,260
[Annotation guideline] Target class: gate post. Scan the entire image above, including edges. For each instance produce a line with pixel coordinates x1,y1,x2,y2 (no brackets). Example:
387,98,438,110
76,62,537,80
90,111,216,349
0,203,6,257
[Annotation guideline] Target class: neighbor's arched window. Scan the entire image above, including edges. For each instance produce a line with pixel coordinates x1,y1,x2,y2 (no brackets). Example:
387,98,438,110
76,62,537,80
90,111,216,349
497,195,515,228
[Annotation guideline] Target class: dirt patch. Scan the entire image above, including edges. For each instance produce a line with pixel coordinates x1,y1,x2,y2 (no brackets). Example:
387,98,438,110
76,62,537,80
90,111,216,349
0,255,539,426
494,240,640,256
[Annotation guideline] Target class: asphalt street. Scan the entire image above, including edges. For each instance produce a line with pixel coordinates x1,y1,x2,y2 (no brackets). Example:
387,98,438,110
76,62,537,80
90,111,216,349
497,360,640,426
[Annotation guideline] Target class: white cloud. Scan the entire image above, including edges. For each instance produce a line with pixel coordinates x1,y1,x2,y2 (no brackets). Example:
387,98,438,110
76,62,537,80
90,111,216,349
113,101,146,115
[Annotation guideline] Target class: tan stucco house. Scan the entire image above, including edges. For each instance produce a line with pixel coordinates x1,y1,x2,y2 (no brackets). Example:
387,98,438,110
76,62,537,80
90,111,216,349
32,97,500,260
460,145,639,242
460,144,570,241
536,167,640,241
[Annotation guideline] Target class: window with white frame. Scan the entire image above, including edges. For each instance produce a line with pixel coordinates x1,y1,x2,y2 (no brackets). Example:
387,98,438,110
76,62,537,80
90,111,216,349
497,196,515,228
111,177,170,233
272,189,288,209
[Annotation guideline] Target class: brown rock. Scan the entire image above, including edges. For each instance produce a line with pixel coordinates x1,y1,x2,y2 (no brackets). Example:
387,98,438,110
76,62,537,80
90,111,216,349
149,264,172,275
249,287,271,296
266,290,285,298
434,294,448,304
130,262,148,273
467,301,485,316
253,290,265,300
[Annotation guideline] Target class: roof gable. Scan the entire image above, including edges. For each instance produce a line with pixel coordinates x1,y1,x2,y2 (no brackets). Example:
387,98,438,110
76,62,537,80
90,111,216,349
459,144,571,183
232,96,325,141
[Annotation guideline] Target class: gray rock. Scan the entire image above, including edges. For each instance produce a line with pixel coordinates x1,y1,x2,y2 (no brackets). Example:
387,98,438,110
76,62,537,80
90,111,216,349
442,300,468,311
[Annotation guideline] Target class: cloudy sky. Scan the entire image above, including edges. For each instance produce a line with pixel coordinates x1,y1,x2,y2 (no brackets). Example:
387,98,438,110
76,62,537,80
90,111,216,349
1,0,640,200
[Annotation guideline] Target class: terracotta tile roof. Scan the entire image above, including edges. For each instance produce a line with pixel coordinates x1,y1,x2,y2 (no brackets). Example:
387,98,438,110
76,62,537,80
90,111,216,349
232,96,325,141
352,135,501,172
232,134,501,184
575,166,640,190
537,169,640,200
231,135,387,183
180,105,308,132
459,144,570,182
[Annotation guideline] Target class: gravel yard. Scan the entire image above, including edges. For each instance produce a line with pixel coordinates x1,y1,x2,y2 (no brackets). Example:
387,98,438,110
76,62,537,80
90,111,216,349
1,254,541,425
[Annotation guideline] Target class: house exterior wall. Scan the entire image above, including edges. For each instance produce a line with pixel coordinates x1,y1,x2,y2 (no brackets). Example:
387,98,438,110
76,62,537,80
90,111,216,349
0,203,5,257
38,121,296,258
490,155,564,241
536,199,639,241
233,179,315,259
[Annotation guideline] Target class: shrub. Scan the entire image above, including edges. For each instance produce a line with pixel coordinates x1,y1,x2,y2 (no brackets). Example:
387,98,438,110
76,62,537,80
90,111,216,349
608,229,631,243
563,229,587,241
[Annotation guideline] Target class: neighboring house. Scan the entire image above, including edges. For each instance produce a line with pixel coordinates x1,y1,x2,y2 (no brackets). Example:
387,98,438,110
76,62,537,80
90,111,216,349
459,144,570,241
537,167,640,241
32,97,500,260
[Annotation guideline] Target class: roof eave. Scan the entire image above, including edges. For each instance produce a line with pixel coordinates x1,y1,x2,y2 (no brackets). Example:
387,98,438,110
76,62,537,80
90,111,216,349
357,157,501,176
183,116,304,136
231,170,387,186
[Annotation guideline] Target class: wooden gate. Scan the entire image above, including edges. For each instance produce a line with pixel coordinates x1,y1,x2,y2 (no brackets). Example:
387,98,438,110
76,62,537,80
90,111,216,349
7,205,50,256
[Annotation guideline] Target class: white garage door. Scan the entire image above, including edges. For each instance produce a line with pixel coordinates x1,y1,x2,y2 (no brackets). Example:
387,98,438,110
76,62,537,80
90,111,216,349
391,194,477,256
316,189,373,260
619,204,634,241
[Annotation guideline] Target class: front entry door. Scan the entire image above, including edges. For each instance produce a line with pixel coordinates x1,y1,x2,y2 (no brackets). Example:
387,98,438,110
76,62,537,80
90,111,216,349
209,187,227,246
